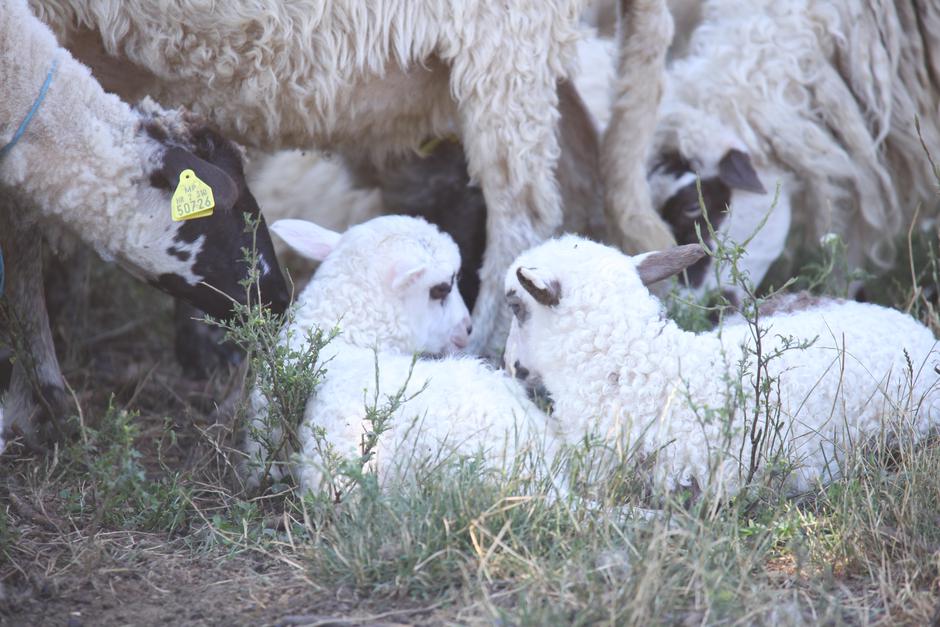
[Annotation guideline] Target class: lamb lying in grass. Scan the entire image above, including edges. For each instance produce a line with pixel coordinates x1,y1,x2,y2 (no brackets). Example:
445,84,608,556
503,236,940,496
243,216,554,494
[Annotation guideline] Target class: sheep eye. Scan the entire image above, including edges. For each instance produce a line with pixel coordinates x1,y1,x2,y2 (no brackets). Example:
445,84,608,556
509,301,523,318
683,204,702,219
429,282,451,301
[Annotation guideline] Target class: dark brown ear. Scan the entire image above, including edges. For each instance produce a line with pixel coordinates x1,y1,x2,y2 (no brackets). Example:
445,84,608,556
161,147,240,212
636,244,707,286
517,267,560,307
718,149,766,194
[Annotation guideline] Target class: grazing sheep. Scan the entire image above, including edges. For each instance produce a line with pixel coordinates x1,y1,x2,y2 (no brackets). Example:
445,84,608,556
31,0,589,355
638,0,940,294
503,236,940,495
0,0,288,447
243,216,553,493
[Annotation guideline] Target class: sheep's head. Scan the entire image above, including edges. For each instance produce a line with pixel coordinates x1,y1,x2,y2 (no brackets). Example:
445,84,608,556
503,236,705,399
272,215,473,356
139,115,289,320
648,109,789,296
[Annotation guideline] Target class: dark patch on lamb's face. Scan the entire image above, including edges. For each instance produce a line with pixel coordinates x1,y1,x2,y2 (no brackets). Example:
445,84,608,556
658,177,729,287
653,149,766,289
505,289,530,324
146,125,289,320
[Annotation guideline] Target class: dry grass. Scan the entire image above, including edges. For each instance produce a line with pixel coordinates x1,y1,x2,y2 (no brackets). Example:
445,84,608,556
1,219,939,626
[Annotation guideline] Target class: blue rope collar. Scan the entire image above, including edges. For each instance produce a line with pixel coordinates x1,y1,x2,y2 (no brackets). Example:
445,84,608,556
0,59,58,297
0,59,59,162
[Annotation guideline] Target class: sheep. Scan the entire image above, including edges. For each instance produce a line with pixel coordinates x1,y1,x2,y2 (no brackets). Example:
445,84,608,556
249,77,606,311
0,0,289,447
243,216,554,493
30,0,590,356
601,0,678,256
502,235,940,496
616,0,940,295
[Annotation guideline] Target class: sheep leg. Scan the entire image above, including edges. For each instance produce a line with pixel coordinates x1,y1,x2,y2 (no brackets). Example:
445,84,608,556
451,45,567,356
0,217,74,450
602,0,677,254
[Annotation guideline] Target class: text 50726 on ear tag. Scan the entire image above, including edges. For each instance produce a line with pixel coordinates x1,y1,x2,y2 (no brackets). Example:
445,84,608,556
171,169,215,221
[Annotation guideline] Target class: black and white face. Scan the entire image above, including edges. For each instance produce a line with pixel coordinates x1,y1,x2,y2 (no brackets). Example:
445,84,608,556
503,263,563,399
649,147,777,294
141,126,289,319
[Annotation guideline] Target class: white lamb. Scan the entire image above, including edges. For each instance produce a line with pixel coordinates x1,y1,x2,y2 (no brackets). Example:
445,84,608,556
503,236,940,496
30,0,590,356
244,216,554,494
613,0,940,293
1,0,288,447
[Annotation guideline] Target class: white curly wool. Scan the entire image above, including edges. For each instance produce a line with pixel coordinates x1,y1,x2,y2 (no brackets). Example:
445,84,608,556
31,0,590,356
243,216,553,492
649,0,940,277
504,236,940,495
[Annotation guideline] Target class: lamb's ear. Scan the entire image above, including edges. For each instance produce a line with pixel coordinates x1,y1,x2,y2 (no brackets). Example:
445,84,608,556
635,244,707,286
516,267,560,307
390,264,427,290
269,219,341,261
162,147,240,212
718,149,766,194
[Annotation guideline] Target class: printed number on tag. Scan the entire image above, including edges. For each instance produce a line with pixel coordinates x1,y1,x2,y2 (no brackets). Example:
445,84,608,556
171,169,215,221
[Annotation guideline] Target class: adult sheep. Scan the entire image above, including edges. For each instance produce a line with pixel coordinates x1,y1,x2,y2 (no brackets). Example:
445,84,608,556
613,0,940,294
503,236,940,496
30,0,589,356
243,216,555,494
0,0,289,448
249,77,606,310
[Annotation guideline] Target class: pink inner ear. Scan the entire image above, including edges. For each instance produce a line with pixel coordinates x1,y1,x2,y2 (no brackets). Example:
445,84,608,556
269,219,340,261
390,264,427,290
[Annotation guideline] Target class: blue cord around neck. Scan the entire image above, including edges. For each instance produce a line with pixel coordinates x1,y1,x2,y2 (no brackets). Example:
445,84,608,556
0,59,59,162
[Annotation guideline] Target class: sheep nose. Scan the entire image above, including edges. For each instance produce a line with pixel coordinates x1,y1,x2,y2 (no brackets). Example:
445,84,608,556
466,323,473,335
513,360,530,380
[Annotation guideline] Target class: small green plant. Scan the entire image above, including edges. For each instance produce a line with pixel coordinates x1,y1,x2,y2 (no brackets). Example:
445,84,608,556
61,400,192,532
204,214,338,494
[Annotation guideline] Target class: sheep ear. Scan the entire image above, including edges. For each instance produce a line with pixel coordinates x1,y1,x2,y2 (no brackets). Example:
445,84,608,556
635,244,707,286
269,219,341,261
516,267,560,307
390,264,427,290
162,147,240,212
718,149,766,194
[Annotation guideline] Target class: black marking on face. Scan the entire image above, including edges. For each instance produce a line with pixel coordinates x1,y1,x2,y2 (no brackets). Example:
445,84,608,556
429,281,452,301
146,125,289,319
506,289,529,324
659,177,730,288
167,246,191,262
652,151,694,177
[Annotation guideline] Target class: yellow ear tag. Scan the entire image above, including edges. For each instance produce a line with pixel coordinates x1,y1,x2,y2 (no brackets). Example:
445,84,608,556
171,169,215,221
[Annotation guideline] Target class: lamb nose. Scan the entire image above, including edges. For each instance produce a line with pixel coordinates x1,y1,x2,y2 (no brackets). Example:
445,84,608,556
466,324,473,335
513,361,529,380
